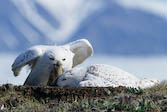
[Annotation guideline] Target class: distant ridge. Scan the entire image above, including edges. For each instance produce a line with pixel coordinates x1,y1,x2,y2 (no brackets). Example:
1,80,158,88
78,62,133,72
0,0,99,52
0,0,167,55
68,1,167,55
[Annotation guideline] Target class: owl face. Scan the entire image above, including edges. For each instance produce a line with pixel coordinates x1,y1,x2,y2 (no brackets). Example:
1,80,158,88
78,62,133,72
56,71,80,87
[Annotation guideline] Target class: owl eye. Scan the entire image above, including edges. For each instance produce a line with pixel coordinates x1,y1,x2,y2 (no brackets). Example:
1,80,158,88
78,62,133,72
49,57,55,60
62,58,66,61
62,78,67,81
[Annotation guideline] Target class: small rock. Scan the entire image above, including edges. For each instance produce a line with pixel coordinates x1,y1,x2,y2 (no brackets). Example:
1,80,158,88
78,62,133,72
0,104,4,110
104,88,111,95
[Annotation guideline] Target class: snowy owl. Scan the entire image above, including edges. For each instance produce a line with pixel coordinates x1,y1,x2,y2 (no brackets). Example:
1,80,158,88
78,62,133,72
57,64,159,88
12,39,93,86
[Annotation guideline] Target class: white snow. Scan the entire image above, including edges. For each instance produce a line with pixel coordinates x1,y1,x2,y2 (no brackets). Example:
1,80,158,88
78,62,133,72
117,0,167,20
11,14,40,44
2,0,167,49
11,0,103,43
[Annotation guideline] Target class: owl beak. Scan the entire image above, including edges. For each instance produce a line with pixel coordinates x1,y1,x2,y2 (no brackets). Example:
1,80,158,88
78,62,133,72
54,61,62,67
48,61,63,86
53,61,63,75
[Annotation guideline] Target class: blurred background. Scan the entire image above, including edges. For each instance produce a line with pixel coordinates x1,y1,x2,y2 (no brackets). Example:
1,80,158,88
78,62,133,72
0,0,167,85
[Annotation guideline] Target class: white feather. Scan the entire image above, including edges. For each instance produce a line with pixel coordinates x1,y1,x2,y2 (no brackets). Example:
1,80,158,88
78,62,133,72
12,45,46,76
67,39,93,67
57,64,159,88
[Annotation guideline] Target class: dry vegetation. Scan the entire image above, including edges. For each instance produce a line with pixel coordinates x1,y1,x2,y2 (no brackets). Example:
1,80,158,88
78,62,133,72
0,81,167,112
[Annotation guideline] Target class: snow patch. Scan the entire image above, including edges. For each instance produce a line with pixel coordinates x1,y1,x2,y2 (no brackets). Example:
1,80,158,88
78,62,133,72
11,0,103,43
117,0,167,20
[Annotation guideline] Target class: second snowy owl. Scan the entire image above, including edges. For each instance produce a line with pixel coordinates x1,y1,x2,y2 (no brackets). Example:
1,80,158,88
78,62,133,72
57,64,159,88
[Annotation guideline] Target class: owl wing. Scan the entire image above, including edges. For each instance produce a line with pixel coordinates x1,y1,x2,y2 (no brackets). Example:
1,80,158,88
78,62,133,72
79,79,105,87
79,74,105,87
12,45,46,76
67,39,93,67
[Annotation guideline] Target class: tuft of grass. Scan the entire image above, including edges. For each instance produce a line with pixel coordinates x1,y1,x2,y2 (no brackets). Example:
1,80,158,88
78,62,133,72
145,81,167,96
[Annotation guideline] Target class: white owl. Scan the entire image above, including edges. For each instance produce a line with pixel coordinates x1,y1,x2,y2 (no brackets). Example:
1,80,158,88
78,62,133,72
56,64,159,88
12,39,93,86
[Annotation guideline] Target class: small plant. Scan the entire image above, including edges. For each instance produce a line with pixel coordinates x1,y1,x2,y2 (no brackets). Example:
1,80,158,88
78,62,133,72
126,87,144,95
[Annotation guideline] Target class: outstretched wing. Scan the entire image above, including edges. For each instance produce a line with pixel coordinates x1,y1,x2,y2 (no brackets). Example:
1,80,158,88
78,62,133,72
12,45,45,76
67,39,93,67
